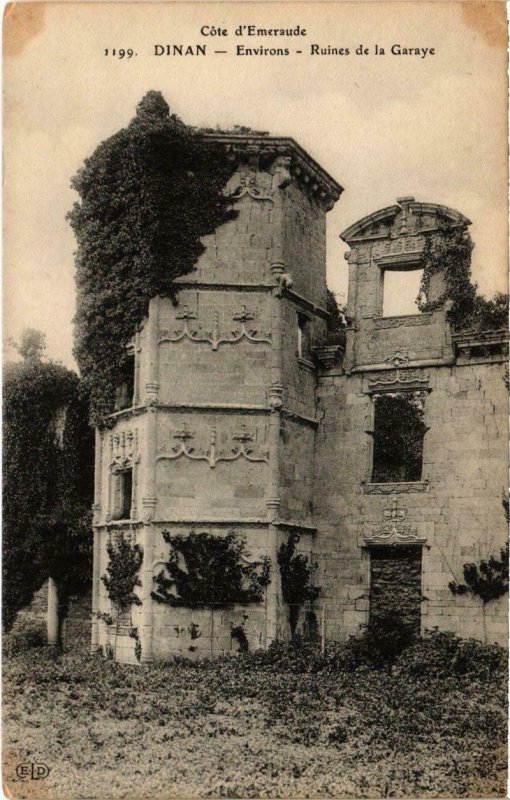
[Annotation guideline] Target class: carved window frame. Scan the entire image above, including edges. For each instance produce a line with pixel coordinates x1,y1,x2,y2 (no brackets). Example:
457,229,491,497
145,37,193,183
110,468,133,521
375,251,424,321
365,388,429,488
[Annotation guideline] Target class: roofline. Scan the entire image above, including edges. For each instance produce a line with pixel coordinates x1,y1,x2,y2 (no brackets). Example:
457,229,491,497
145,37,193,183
202,133,344,205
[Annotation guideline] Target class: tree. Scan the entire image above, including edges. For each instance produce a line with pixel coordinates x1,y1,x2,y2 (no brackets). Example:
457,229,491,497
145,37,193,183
68,91,238,426
3,330,93,641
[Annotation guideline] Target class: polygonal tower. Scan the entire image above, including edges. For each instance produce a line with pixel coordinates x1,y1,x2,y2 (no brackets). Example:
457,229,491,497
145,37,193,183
91,135,343,663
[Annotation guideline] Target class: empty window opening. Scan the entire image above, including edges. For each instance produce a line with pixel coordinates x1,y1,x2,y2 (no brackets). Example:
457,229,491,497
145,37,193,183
369,545,422,634
115,355,135,411
371,391,427,483
112,469,133,520
382,268,424,317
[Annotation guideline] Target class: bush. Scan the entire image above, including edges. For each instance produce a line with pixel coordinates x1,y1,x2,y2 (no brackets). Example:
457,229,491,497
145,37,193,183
395,628,507,682
3,624,47,657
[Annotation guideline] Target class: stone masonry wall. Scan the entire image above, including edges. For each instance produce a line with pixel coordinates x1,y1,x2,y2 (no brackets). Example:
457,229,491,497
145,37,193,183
313,360,508,645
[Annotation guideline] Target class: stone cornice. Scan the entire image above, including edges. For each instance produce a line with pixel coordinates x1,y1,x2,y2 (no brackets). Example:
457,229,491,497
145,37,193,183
340,199,471,244
452,328,509,362
202,133,343,210
173,280,329,320
106,402,318,428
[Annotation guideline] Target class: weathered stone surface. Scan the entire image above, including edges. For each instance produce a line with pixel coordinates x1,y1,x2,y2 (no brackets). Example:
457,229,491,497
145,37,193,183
89,159,507,662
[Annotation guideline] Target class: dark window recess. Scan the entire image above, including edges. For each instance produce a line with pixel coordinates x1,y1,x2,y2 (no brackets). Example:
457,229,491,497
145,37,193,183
371,392,427,483
369,545,422,634
115,356,135,411
297,313,312,360
112,469,133,520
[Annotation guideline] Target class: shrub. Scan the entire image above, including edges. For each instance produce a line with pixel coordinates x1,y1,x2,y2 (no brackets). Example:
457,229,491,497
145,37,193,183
3,624,47,657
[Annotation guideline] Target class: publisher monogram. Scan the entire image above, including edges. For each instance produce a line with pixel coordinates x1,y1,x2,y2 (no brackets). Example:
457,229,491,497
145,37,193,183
16,762,50,781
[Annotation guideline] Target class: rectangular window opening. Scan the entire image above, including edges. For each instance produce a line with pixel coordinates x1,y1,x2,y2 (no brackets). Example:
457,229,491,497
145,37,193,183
382,268,424,318
112,469,133,520
371,391,427,483
115,355,135,411
297,313,311,360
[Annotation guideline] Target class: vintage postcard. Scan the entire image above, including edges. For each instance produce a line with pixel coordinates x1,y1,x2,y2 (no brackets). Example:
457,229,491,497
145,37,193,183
3,2,508,798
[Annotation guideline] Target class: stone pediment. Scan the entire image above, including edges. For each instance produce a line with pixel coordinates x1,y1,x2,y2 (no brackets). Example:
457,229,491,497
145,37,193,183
340,197,471,245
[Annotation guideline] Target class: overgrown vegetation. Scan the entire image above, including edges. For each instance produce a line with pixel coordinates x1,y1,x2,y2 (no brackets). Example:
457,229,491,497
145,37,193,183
152,530,271,607
3,330,93,635
102,534,143,611
449,542,509,605
325,288,346,343
417,220,508,332
278,533,320,638
3,630,507,798
68,91,238,426
101,534,143,660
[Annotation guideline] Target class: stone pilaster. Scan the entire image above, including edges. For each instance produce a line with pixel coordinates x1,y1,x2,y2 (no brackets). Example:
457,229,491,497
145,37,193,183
144,296,160,404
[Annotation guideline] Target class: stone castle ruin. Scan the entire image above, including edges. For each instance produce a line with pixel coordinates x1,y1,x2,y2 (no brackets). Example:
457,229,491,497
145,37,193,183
91,134,508,663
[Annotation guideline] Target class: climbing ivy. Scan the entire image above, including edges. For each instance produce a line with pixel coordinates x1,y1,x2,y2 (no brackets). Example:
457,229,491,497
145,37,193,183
417,219,508,332
102,534,143,611
277,533,320,638
449,543,509,605
152,530,271,607
68,91,238,426
449,501,509,605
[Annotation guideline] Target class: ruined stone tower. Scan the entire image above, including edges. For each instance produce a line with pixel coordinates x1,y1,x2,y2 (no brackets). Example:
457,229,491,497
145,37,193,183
91,135,343,663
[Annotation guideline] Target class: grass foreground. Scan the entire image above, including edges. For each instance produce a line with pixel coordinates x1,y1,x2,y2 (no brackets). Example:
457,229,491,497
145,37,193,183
2,631,508,799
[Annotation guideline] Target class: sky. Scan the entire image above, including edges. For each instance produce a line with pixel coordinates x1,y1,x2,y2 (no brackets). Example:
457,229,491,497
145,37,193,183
4,1,508,368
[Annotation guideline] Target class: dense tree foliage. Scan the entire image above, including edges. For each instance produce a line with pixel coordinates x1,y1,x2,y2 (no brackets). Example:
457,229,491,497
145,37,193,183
152,530,271,607
417,221,508,331
3,333,93,633
68,91,238,426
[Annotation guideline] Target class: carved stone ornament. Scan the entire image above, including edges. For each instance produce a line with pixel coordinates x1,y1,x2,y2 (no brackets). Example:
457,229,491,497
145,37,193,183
363,499,427,545
157,426,269,469
229,173,274,203
267,383,284,410
313,344,344,370
274,271,294,298
159,305,271,350
368,353,429,390
109,429,140,473
373,314,432,330
362,481,429,495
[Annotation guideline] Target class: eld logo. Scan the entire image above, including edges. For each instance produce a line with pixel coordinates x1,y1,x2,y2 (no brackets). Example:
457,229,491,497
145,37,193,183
16,762,50,780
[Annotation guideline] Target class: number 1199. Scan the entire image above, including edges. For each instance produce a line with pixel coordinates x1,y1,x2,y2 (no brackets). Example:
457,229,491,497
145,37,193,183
104,49,135,58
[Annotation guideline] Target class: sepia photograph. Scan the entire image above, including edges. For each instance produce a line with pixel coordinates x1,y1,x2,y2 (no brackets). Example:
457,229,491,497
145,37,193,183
3,2,509,798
